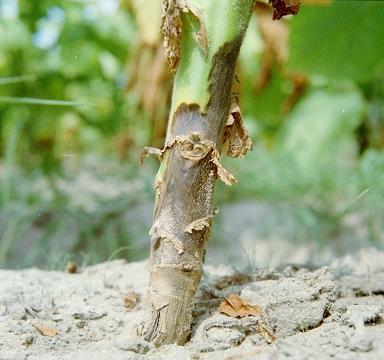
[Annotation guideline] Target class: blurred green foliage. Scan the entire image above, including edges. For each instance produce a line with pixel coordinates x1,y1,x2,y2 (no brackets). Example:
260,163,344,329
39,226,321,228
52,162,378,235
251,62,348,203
288,2,384,82
0,0,383,268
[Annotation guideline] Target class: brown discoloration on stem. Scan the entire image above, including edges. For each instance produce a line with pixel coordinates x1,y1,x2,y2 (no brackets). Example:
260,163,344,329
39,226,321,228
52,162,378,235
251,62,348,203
145,115,217,344
145,31,249,346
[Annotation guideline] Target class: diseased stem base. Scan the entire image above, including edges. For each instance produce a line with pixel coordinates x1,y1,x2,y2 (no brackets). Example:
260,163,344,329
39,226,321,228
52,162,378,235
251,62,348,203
145,268,201,344
145,34,246,346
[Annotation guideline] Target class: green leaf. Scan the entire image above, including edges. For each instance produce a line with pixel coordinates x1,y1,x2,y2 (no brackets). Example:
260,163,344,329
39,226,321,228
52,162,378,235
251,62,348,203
279,88,365,176
0,75,37,85
0,97,92,106
288,2,384,82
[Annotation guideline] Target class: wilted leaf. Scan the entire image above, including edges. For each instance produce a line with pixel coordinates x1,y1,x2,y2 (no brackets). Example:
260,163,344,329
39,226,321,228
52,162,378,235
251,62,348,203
269,0,300,20
33,322,59,337
218,294,262,318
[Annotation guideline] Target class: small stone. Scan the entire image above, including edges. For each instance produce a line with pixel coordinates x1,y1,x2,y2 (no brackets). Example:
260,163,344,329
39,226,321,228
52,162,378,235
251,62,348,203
52,314,63,322
72,310,107,320
23,335,35,346
349,335,373,352
206,327,245,348
76,320,87,329
65,325,72,333
30,304,42,313
116,340,150,354
11,305,27,320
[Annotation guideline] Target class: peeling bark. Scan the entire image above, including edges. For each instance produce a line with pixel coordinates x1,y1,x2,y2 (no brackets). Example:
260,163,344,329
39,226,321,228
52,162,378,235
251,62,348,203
161,0,207,71
224,103,253,159
139,146,162,164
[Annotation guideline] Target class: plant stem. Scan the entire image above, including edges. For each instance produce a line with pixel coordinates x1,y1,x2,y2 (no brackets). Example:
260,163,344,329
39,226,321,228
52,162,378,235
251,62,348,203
145,0,254,345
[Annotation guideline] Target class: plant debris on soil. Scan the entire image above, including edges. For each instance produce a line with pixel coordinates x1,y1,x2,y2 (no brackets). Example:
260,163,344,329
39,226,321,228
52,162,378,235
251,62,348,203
0,248,383,359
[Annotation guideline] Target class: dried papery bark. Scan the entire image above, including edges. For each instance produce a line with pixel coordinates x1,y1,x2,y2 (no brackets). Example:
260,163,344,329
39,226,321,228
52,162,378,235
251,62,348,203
144,0,255,346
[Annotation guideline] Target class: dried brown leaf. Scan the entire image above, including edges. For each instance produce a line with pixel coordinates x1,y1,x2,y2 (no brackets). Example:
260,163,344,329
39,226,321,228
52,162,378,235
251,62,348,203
269,0,300,20
33,322,59,337
124,292,141,310
218,294,261,318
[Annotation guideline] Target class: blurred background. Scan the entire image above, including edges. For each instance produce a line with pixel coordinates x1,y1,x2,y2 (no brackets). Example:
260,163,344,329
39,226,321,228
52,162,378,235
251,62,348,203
0,0,383,270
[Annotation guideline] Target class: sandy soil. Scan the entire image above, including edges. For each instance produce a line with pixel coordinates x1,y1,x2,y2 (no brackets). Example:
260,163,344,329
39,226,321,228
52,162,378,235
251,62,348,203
0,248,383,360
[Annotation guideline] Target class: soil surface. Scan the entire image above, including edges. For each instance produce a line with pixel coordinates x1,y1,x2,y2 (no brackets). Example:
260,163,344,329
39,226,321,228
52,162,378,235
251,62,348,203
1,248,383,360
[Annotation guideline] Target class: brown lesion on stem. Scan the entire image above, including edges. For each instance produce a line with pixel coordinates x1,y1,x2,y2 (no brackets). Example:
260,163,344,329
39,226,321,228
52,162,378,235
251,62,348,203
145,33,251,346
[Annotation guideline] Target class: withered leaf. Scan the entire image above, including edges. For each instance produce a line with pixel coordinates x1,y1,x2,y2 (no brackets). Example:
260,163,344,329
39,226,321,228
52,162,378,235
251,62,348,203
33,322,59,337
218,294,262,318
124,292,141,311
269,0,300,20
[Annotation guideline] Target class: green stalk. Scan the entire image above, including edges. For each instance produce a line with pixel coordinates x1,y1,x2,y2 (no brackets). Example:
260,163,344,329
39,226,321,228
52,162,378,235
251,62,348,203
145,0,254,346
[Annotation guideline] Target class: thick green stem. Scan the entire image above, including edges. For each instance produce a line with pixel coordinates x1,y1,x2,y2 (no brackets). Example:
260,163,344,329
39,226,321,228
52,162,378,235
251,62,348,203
145,0,254,346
